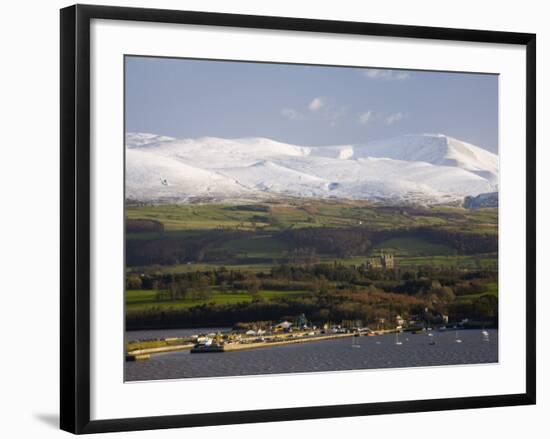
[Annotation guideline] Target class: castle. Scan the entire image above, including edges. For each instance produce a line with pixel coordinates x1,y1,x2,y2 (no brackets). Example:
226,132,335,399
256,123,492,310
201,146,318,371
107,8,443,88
366,252,395,270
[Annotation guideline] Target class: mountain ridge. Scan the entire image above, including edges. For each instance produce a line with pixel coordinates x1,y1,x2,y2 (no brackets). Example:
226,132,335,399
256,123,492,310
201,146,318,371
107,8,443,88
125,133,498,205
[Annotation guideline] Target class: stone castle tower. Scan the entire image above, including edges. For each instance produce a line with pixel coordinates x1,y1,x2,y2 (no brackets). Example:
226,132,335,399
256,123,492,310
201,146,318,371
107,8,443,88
381,252,394,269
366,252,395,270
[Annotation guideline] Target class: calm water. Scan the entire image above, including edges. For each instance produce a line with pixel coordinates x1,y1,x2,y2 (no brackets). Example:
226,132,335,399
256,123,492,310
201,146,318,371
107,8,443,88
125,329,498,381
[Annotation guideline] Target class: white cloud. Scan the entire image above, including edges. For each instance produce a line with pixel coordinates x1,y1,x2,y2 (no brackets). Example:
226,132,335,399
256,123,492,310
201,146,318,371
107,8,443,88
385,112,404,125
359,111,374,125
363,69,410,81
281,108,303,121
364,69,391,79
308,97,324,111
394,71,411,80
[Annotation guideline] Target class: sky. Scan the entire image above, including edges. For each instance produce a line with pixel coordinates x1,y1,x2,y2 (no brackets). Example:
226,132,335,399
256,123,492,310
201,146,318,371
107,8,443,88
125,56,498,153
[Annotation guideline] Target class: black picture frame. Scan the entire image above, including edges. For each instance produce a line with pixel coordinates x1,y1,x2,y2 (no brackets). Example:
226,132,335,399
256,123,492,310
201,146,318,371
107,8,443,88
60,4,536,434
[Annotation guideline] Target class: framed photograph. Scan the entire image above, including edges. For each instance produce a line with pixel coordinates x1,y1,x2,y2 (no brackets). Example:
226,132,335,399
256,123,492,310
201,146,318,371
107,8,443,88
60,4,536,434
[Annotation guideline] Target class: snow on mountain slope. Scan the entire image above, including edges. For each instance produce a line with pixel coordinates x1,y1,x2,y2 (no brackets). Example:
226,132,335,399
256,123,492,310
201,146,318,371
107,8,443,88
353,134,498,184
218,160,330,198
126,148,257,202
125,132,498,204
308,144,355,160
275,155,493,201
127,135,310,169
126,132,176,148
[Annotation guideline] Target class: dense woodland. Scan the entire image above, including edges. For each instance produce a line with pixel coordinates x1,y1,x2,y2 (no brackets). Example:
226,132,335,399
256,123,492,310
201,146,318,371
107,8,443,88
126,262,498,330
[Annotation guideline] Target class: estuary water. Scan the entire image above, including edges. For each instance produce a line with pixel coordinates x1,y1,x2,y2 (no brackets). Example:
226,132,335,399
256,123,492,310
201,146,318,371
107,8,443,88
125,329,498,381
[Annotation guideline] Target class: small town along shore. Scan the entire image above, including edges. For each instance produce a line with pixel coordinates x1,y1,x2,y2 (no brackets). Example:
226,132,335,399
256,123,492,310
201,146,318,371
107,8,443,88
125,316,493,361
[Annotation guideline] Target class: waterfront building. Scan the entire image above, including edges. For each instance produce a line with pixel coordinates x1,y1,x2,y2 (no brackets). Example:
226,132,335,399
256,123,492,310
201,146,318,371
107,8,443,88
395,315,405,326
273,321,292,332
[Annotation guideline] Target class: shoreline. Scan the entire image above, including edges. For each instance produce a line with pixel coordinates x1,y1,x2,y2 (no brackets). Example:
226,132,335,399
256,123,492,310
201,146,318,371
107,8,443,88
125,326,493,360
126,330,399,359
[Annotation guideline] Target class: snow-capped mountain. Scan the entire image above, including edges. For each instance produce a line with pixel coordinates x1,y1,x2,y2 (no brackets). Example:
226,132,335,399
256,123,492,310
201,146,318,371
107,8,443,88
353,134,498,185
125,132,498,205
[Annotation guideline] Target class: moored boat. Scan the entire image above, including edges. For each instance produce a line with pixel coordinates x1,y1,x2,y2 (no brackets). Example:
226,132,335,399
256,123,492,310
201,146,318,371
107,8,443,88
190,343,225,353
191,336,225,353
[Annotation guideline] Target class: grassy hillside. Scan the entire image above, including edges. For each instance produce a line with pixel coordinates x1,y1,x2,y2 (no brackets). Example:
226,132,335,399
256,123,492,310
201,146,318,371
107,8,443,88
125,200,498,329
126,200,498,235
126,200,497,269
370,236,454,256
126,289,309,312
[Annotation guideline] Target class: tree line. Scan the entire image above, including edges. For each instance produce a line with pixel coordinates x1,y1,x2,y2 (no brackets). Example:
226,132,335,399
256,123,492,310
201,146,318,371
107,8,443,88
126,261,498,330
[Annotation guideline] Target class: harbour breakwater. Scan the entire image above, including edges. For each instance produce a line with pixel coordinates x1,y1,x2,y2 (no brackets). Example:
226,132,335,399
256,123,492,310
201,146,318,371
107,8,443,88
126,329,397,360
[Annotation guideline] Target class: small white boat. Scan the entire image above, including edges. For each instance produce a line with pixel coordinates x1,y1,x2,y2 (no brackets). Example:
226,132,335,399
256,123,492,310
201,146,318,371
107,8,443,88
395,332,402,345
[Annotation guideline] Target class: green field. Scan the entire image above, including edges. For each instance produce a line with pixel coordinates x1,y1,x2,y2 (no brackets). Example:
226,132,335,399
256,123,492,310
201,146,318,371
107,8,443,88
126,252,500,277
126,200,498,235
127,262,276,275
126,288,309,311
456,282,499,303
370,236,455,257
398,253,498,269
126,201,497,270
